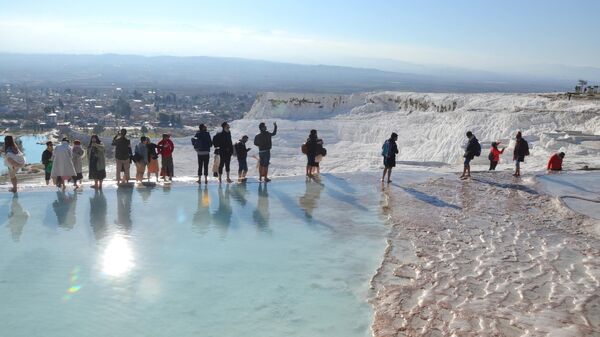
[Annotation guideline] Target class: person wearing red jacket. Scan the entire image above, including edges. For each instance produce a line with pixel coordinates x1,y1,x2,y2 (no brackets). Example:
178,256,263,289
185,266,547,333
157,133,175,181
488,141,505,171
547,152,565,171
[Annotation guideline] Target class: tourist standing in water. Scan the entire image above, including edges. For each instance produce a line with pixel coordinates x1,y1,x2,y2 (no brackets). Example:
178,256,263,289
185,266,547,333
112,128,131,185
513,131,529,177
192,123,213,184
134,136,149,184
254,122,277,182
157,133,175,182
2,135,24,193
488,141,504,171
88,135,106,190
460,131,480,180
547,152,565,172
41,141,54,185
71,140,85,188
213,122,234,183
234,135,251,182
51,138,77,192
305,129,324,178
146,138,160,182
381,132,399,183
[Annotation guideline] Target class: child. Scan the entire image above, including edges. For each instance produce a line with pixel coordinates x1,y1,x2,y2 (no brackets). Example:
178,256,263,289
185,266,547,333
234,135,252,182
41,141,54,185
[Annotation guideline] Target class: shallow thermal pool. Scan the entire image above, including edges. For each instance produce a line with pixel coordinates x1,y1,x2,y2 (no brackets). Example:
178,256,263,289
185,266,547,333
0,175,388,337
0,135,47,174
536,171,600,219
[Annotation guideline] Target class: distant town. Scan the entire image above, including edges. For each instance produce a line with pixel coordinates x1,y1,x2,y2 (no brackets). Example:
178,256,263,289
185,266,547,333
0,84,256,136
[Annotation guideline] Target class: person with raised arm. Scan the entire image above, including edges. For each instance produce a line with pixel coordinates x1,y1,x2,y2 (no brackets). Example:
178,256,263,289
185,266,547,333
254,122,277,182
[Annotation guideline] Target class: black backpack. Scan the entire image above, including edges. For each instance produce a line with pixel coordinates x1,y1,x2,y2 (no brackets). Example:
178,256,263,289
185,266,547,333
474,140,481,157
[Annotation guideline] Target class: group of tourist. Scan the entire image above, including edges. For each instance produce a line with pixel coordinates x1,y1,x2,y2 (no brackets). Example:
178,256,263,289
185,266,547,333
2,125,569,193
458,130,565,180
380,130,566,182
193,121,278,184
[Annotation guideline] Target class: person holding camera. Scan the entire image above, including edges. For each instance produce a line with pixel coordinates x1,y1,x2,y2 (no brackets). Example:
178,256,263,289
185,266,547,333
112,128,132,185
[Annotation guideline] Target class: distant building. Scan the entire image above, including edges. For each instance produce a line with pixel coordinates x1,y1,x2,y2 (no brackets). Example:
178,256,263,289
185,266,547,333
46,113,57,126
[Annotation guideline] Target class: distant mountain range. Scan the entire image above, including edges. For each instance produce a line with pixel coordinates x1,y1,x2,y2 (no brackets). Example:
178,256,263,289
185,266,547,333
0,53,590,93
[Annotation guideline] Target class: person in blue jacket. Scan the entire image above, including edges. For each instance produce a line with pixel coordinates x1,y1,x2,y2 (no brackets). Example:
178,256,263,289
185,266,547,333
191,123,213,184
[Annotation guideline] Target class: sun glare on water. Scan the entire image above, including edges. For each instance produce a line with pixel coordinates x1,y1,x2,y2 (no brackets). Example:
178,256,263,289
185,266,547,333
102,236,135,277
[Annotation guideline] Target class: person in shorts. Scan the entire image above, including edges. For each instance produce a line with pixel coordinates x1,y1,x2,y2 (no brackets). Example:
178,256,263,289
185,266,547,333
253,122,277,182
112,128,131,184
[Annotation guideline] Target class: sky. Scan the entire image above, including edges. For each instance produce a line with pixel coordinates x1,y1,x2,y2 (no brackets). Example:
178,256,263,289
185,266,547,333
0,0,599,72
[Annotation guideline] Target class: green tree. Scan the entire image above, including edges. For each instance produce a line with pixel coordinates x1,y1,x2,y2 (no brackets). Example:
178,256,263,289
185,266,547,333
112,97,132,119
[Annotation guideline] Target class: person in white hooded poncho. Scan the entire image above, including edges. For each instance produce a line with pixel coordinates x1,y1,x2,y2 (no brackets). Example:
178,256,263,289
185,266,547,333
51,138,77,191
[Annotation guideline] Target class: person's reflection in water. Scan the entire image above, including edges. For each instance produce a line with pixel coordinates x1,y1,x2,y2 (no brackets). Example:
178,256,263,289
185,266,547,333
299,180,324,219
6,195,30,241
230,182,248,206
89,190,108,241
192,186,211,235
212,185,232,238
136,184,154,203
253,183,271,233
116,186,133,232
52,191,77,230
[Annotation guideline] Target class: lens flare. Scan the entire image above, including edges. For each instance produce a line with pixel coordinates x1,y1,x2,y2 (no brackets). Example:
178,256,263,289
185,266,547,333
102,236,134,277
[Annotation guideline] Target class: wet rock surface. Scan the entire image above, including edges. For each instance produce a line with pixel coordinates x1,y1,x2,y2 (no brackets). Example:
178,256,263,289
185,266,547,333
372,172,600,337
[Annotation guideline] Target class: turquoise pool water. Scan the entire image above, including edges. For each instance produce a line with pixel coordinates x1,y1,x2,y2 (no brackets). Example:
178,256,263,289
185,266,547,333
0,176,387,337
0,135,47,173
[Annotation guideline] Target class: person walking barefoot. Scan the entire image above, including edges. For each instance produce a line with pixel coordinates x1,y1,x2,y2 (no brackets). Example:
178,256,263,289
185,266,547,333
51,138,77,192
2,135,24,193
88,135,106,190
381,133,399,183
254,122,277,182
460,131,480,180
513,131,529,177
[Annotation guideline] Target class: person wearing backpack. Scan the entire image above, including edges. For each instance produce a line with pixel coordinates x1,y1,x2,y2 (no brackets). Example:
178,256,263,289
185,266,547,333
460,131,480,180
488,141,505,171
513,131,530,177
191,123,212,184
234,135,251,182
381,132,399,183
305,129,324,178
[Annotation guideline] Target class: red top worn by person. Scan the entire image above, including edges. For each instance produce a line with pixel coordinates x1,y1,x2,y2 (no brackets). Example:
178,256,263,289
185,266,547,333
490,146,504,162
547,152,565,171
157,137,175,158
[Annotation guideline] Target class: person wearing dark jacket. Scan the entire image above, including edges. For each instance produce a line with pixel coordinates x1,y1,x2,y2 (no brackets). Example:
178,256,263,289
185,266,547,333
460,131,479,179
513,131,529,177
41,141,54,185
381,132,399,183
305,129,324,177
234,135,251,182
192,124,213,184
146,139,160,182
253,122,277,182
212,122,234,183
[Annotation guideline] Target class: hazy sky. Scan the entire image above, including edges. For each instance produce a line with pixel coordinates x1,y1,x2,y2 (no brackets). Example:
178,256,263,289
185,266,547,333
1,0,598,70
